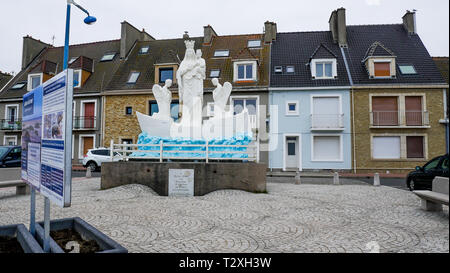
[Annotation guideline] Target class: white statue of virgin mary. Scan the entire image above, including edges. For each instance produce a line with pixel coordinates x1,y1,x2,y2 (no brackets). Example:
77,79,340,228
176,40,205,128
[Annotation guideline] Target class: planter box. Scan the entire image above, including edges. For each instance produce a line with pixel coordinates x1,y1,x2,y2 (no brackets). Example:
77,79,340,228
0,224,44,253
36,217,127,253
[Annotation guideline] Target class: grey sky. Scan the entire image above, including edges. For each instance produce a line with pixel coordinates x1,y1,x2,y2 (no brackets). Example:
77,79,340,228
0,0,448,75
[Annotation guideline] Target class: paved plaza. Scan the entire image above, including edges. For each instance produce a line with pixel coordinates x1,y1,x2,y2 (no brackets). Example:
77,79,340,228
0,177,448,253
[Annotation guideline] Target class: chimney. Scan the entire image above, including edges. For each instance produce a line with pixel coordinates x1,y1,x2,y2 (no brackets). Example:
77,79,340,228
402,10,417,34
21,36,50,70
120,21,155,58
264,21,277,43
203,25,217,45
329,8,347,47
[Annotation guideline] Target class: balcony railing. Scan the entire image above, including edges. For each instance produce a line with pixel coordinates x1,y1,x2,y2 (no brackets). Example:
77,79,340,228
0,119,22,131
73,116,97,130
311,114,344,130
370,111,429,127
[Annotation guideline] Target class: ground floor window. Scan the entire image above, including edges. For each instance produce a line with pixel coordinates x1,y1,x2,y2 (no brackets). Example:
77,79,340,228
312,135,341,161
3,136,17,145
372,136,401,159
371,135,426,160
406,136,424,159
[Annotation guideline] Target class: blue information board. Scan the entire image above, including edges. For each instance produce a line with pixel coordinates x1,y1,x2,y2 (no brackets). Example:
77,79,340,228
21,69,73,207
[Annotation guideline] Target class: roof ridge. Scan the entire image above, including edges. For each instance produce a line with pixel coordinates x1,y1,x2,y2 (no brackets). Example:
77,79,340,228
49,38,120,49
347,23,403,27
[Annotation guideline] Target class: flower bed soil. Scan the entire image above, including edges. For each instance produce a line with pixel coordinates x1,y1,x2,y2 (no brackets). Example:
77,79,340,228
50,229,101,253
0,236,24,253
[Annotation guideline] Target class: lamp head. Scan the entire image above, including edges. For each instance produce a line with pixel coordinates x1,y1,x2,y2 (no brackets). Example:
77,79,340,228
84,16,97,25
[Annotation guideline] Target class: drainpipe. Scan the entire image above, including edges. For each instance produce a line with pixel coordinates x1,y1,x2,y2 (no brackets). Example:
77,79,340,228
340,47,356,173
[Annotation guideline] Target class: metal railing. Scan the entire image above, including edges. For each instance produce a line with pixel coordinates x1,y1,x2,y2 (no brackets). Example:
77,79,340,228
0,119,22,130
73,116,97,130
311,114,344,129
370,111,429,127
109,139,259,163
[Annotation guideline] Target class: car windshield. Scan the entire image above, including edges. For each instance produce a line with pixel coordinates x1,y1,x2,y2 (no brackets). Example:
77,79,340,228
424,157,441,171
0,147,9,158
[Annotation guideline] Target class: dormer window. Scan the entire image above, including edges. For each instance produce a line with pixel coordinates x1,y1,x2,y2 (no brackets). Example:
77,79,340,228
233,61,257,82
363,42,396,79
100,53,116,62
366,58,396,78
27,73,42,91
399,65,417,75
73,69,82,88
311,59,337,79
139,46,150,54
248,40,261,48
214,50,229,57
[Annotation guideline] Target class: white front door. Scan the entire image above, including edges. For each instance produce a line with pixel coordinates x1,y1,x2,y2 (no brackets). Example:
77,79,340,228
285,136,299,170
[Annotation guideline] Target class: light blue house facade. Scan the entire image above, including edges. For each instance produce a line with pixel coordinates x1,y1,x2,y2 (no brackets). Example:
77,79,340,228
268,88,352,171
268,30,353,171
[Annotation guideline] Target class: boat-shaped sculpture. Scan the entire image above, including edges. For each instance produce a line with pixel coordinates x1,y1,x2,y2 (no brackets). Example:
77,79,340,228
135,39,253,142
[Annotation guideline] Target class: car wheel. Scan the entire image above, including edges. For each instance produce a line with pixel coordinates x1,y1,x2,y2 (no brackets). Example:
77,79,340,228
409,179,415,191
87,161,97,172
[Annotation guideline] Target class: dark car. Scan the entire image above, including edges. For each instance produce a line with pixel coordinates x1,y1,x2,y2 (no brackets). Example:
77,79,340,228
0,146,22,167
406,154,449,191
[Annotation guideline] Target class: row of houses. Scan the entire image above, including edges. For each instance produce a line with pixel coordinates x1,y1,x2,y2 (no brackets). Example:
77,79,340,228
0,8,448,174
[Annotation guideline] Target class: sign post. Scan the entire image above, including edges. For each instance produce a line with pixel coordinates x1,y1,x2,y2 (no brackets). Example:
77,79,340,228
21,69,73,252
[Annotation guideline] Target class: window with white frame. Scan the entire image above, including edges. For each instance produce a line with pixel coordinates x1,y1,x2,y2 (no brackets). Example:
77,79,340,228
286,66,295,73
27,73,42,91
234,61,257,81
286,101,299,116
311,59,337,79
4,136,17,145
5,105,18,122
372,136,401,159
73,70,82,88
312,135,342,161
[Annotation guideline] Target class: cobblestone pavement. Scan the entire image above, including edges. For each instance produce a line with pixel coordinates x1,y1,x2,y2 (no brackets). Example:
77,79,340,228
0,178,448,253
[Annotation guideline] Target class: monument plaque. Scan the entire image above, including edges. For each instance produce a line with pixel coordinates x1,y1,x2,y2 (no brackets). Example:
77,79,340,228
168,169,194,197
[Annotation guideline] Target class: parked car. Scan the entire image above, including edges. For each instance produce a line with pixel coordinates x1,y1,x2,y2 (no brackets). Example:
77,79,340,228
82,148,122,171
406,154,449,191
0,146,21,167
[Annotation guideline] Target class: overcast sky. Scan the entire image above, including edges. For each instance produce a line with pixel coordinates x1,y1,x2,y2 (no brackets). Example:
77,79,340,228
0,0,448,75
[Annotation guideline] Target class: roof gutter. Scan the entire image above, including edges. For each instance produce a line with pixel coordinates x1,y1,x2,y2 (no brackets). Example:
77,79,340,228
351,84,449,89
269,86,351,91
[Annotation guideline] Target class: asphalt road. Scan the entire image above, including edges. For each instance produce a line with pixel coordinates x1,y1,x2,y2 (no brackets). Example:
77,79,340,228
1,167,407,190
0,167,101,182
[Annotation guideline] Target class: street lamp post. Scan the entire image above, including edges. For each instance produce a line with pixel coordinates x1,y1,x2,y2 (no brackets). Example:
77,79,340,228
40,0,97,253
63,0,97,69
